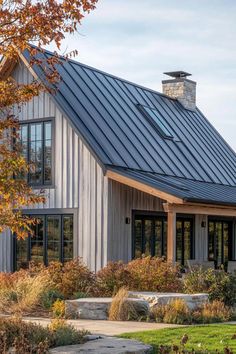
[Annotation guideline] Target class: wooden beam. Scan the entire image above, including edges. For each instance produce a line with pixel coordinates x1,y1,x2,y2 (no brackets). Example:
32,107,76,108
167,211,176,263
163,202,236,217
0,57,17,79
106,170,184,204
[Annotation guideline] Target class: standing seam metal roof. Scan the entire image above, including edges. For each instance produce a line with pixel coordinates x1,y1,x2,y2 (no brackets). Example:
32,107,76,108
22,48,236,204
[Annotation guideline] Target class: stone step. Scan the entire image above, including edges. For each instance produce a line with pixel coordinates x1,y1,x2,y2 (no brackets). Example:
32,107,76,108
49,336,152,354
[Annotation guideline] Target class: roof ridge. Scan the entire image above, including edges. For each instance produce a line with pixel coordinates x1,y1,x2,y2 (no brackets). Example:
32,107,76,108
37,45,178,102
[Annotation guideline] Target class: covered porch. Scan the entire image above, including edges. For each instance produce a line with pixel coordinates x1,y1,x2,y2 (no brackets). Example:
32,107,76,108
107,168,236,271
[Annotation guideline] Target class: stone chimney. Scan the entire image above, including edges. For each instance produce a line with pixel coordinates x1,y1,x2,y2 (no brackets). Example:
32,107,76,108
162,71,196,110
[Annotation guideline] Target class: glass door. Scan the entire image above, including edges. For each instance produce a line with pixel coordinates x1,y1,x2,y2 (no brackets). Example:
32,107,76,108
208,220,232,269
133,214,167,258
176,217,194,265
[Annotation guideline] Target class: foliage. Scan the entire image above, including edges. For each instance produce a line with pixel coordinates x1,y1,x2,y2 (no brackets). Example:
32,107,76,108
151,299,192,325
0,317,86,353
97,257,183,296
150,299,232,325
121,325,236,354
0,0,97,238
126,257,183,293
183,267,236,306
96,261,133,296
108,287,148,321
40,289,64,310
193,300,232,324
52,299,65,318
54,258,97,299
49,318,87,347
0,270,52,314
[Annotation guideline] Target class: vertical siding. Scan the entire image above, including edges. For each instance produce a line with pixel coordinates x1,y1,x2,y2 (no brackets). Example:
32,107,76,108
0,61,108,272
107,179,164,262
195,214,208,261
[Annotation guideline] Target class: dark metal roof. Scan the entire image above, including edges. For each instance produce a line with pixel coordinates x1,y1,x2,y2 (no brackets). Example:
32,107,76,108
109,167,236,207
23,48,236,204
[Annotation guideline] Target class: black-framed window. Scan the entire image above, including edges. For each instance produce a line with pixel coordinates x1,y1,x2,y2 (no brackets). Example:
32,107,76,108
208,218,233,269
19,120,53,186
15,214,73,270
176,216,195,266
133,212,167,258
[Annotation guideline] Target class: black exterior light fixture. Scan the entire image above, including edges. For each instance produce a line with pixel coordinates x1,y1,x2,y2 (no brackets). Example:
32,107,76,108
201,221,206,228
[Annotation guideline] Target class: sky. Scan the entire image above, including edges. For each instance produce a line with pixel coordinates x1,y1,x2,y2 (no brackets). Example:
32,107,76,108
49,0,236,152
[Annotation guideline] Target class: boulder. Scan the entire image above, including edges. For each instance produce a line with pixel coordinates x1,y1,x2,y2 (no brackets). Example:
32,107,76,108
128,291,209,310
65,298,112,320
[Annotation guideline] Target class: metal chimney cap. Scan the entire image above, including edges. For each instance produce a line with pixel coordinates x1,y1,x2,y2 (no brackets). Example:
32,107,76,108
164,71,192,79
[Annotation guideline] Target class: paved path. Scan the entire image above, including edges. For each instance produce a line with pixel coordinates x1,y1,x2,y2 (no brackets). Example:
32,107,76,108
22,317,182,336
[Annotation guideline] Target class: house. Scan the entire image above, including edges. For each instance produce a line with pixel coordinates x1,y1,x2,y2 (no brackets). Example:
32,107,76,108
0,48,236,272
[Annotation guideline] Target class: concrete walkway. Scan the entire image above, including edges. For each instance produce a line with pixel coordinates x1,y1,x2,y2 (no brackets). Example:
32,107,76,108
22,317,182,336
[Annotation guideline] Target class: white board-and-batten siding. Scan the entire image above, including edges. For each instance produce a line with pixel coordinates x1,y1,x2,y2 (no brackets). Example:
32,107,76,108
0,61,108,272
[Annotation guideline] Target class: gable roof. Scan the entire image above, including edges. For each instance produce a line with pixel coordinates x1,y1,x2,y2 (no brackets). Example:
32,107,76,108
15,48,236,205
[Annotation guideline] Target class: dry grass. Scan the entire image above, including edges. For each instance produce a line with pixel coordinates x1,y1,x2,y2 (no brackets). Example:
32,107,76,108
108,287,148,321
0,271,52,314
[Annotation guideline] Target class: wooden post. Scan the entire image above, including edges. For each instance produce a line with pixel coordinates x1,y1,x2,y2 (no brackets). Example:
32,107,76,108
167,211,176,263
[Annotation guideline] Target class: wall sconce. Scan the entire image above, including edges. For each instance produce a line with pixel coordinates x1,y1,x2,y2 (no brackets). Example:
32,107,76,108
125,217,131,224
201,221,206,228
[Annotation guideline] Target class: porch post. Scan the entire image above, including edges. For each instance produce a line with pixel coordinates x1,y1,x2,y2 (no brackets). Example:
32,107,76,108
167,211,176,263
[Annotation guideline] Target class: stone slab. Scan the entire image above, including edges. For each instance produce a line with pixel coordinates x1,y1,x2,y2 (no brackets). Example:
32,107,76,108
65,298,112,320
49,336,152,354
65,297,150,320
128,291,209,310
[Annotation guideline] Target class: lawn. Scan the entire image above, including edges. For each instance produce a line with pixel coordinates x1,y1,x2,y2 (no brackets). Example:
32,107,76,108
120,325,236,353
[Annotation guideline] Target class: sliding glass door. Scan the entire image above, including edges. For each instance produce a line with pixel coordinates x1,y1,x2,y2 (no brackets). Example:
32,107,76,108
133,214,167,258
208,219,232,269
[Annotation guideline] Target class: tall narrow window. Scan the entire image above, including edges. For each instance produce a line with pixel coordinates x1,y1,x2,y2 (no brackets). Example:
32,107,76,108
19,120,53,186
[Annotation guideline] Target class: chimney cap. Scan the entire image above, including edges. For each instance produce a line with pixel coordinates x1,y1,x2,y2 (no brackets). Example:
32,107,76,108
164,71,192,79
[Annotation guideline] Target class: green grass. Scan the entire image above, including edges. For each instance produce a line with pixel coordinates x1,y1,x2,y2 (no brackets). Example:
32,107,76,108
120,325,236,353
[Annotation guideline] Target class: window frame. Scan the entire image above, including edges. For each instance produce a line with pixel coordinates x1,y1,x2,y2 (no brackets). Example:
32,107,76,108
19,117,55,188
137,104,174,140
132,210,168,259
14,213,74,270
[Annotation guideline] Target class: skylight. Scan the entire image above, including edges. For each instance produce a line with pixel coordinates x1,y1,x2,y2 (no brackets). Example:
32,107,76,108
138,105,174,139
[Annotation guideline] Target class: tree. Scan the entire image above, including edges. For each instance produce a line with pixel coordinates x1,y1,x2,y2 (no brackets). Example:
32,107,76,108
0,0,97,238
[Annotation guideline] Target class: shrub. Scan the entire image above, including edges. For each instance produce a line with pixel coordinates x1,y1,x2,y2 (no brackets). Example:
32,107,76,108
108,287,149,321
52,299,65,318
96,261,133,296
127,257,183,293
193,300,232,324
41,289,64,310
151,299,192,325
0,317,87,352
183,267,236,306
0,271,52,314
49,318,87,347
55,258,96,299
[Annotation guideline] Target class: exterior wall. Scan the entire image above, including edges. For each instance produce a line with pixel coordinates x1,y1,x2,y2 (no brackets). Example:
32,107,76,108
107,179,209,263
0,61,108,272
107,179,165,262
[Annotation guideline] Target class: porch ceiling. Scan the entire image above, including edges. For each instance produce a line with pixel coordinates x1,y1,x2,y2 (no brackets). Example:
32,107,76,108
106,167,236,208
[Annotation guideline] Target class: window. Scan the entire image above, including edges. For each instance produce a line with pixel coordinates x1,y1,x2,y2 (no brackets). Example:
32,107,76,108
176,217,195,266
133,213,167,258
15,214,73,270
138,105,174,139
19,120,53,186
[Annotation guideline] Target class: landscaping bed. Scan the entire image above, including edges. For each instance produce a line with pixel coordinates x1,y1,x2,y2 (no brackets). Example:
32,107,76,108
120,325,236,353
0,257,235,325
